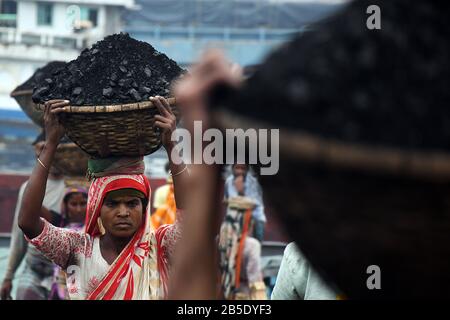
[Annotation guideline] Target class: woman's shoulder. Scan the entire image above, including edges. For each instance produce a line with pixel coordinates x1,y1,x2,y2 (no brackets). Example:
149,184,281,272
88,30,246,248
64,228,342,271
155,223,173,241
71,230,95,258
155,223,180,255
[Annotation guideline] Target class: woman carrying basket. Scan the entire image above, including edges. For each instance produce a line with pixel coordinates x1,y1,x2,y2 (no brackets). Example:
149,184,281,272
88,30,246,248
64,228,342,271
18,96,189,300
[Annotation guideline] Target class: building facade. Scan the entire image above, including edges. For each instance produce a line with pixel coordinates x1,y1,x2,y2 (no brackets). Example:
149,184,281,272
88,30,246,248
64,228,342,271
0,0,134,109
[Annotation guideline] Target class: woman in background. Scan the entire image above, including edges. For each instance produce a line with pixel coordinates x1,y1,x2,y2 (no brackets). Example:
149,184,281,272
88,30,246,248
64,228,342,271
47,186,88,300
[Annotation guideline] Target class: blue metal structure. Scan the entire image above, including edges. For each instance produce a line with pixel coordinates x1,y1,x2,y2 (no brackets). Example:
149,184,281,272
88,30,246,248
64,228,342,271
123,0,343,66
125,26,305,66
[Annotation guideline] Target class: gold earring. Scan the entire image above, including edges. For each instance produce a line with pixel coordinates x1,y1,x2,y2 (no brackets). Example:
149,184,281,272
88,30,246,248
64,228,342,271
97,217,106,236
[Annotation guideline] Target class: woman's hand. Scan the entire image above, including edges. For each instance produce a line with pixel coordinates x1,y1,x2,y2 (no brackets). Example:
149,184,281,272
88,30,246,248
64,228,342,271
151,96,177,151
0,279,12,300
150,95,189,209
44,99,69,146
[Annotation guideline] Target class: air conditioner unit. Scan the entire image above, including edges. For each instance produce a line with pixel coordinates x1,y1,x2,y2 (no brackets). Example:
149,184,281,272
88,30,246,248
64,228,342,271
73,20,93,32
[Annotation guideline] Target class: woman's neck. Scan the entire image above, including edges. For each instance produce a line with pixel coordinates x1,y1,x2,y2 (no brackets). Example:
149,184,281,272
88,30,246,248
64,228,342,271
99,233,133,264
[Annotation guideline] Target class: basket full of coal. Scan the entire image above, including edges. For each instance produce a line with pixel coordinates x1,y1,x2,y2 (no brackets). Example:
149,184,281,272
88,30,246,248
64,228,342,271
32,33,185,158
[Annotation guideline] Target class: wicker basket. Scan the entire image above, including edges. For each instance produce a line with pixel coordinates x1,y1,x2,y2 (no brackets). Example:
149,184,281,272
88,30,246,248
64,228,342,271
225,196,256,210
36,98,178,158
64,176,91,188
53,142,89,177
213,108,450,299
10,89,44,127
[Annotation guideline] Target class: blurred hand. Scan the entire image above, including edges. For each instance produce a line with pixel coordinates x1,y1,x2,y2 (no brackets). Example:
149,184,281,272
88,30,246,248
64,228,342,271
151,96,177,151
44,99,69,146
0,279,12,300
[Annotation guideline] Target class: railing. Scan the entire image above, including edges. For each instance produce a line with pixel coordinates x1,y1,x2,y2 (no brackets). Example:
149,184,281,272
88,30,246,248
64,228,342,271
0,13,16,28
0,24,307,49
0,27,90,49
125,25,308,42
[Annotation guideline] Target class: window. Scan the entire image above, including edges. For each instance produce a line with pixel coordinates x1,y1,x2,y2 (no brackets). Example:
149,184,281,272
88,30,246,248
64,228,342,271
37,2,53,26
0,0,17,27
1,0,17,14
80,7,98,27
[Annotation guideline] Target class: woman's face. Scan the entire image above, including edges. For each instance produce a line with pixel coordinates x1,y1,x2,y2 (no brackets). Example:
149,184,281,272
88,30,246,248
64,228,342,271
233,164,248,177
66,193,87,223
100,195,144,238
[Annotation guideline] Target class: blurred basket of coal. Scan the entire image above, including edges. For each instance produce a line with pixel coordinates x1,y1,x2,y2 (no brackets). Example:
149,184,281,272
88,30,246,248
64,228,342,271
10,89,44,127
64,175,91,189
213,108,450,300
10,61,67,128
53,142,89,177
210,0,450,299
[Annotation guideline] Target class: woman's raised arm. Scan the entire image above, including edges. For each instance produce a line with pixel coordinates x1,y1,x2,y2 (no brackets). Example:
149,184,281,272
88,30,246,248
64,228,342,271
151,96,190,209
18,100,68,239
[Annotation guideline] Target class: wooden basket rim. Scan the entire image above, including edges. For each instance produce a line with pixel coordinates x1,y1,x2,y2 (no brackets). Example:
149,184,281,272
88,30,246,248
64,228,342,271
10,89,33,97
213,109,450,181
35,97,176,113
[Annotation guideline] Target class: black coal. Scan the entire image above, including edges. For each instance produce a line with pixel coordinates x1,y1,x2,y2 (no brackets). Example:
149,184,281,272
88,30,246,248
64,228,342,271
32,33,184,106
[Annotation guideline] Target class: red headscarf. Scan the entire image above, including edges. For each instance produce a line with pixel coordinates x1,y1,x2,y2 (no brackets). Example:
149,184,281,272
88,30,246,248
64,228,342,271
84,174,150,236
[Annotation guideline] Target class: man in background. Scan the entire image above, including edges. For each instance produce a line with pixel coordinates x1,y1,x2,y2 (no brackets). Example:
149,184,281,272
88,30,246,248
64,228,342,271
224,164,266,242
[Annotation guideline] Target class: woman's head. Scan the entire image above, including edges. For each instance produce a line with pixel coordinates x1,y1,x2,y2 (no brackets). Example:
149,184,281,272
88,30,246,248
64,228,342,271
85,175,151,238
64,191,88,224
232,164,248,177
99,188,147,239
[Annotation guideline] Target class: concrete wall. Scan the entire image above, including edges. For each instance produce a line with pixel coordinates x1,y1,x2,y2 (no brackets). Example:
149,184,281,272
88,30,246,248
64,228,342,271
0,44,80,108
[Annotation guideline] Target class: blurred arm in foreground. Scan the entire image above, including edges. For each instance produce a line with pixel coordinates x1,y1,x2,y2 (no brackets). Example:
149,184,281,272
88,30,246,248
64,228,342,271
168,50,243,299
